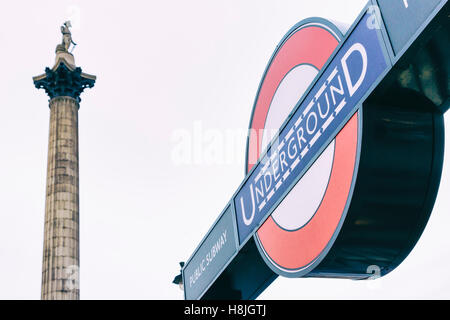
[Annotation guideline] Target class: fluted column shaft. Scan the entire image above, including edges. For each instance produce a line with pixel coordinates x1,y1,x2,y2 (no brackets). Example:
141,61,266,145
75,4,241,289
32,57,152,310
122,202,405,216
41,96,80,300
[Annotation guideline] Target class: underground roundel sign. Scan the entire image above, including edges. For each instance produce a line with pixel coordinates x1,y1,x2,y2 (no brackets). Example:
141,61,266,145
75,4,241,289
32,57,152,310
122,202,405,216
184,1,449,299
244,19,360,277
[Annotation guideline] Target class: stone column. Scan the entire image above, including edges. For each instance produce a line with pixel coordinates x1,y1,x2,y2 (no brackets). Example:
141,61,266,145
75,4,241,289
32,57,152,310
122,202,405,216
33,47,95,300
42,96,80,300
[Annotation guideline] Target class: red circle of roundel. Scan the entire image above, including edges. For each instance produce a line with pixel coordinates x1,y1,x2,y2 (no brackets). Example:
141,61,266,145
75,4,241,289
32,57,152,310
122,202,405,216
245,20,361,276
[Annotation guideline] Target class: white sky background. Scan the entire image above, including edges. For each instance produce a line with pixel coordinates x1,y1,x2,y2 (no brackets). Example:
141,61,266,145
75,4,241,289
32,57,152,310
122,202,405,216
0,0,449,299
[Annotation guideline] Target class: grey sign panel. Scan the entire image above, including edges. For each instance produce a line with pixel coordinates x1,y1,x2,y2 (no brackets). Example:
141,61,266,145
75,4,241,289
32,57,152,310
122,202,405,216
377,0,443,55
183,205,238,300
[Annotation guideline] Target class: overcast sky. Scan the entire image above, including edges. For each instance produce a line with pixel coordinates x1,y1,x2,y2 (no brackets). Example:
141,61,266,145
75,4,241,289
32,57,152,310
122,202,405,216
0,0,449,300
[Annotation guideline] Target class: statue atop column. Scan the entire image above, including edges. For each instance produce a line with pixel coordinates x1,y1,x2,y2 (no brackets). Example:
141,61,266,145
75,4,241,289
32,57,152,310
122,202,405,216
56,21,77,53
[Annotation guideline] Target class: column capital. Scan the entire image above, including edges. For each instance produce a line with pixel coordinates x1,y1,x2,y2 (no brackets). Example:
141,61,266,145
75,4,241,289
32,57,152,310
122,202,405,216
33,59,96,103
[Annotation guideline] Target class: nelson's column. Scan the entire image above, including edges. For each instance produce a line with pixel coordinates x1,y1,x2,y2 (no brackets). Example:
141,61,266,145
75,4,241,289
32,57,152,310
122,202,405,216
33,21,96,300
